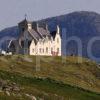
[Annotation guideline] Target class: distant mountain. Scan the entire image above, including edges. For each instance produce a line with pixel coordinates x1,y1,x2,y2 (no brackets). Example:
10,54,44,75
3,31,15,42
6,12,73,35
39,11,100,61
0,11,100,61
0,26,18,39
0,26,19,50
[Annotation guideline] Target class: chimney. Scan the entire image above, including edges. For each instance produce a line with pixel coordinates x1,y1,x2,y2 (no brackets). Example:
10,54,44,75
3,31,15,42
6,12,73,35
36,23,39,32
46,24,48,31
28,22,32,30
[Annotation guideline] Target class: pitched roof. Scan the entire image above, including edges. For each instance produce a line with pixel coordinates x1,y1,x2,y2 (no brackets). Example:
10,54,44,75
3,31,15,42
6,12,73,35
18,19,53,42
37,27,51,37
32,21,51,38
28,29,42,40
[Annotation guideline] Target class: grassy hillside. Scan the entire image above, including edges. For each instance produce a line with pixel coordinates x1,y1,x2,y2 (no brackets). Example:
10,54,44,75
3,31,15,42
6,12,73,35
0,55,100,100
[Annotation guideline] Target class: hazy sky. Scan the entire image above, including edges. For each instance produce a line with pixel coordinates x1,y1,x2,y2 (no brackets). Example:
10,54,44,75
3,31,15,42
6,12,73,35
0,0,100,30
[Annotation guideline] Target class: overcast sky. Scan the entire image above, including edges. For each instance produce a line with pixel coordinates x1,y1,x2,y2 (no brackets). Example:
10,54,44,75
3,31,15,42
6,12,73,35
0,0,100,30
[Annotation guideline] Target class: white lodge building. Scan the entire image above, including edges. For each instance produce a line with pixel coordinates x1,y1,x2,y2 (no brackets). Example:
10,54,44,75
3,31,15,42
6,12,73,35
9,19,62,56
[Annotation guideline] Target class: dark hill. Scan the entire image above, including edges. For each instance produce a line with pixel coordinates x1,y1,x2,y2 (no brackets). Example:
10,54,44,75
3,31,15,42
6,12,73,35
0,26,18,39
39,11,100,61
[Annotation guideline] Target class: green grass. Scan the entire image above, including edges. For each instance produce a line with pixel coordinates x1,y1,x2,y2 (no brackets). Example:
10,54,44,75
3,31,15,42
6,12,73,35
0,70,100,100
0,55,100,99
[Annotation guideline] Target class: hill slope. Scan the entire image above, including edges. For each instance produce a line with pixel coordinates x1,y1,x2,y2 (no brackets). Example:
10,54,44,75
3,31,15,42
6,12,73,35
0,55,100,100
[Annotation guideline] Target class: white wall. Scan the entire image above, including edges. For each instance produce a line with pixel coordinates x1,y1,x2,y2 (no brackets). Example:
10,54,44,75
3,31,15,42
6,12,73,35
29,33,61,56
29,25,62,56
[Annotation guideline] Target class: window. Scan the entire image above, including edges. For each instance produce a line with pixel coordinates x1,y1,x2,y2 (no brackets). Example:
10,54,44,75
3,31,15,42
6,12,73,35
21,41,24,47
43,49,44,53
39,48,41,53
33,49,34,53
51,48,53,51
22,28,25,32
57,48,59,53
46,47,48,53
